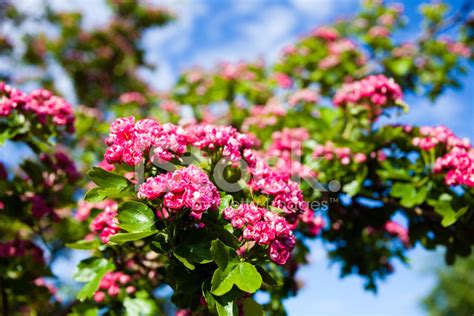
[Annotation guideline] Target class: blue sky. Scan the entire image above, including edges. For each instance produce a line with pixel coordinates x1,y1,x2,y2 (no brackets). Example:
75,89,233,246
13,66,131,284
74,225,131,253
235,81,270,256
4,0,474,315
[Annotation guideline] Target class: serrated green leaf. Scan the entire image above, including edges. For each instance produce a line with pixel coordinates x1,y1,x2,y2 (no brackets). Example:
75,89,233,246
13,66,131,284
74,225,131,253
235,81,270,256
73,257,114,301
211,262,262,296
211,239,235,270
117,201,155,232
87,167,129,189
108,230,157,243
173,252,195,270
343,180,361,197
124,297,158,316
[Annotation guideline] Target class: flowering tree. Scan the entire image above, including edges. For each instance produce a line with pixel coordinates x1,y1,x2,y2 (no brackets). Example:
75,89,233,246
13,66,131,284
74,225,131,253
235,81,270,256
0,0,473,315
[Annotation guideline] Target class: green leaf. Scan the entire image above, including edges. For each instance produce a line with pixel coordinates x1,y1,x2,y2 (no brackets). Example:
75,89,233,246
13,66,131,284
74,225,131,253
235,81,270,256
84,187,107,202
211,239,235,269
117,201,155,232
390,183,428,208
204,219,239,248
256,266,282,287
343,180,361,197
429,194,469,227
216,299,237,316
73,257,115,301
84,187,131,202
109,231,157,243
175,240,213,264
87,167,129,189
124,297,158,316
386,57,412,76
241,298,264,316
219,195,233,211
211,262,262,296
66,239,100,250
173,252,195,270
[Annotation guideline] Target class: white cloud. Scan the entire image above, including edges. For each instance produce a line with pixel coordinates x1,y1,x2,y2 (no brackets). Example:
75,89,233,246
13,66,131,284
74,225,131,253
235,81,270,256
186,5,297,69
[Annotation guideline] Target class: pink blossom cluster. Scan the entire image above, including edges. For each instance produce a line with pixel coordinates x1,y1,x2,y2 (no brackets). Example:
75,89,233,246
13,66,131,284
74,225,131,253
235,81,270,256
274,73,293,88
245,152,308,217
266,128,315,178
223,204,296,265
412,125,473,186
26,89,75,132
29,194,58,221
105,117,255,166
39,151,80,182
93,271,136,303
368,26,390,38
333,75,403,118
440,38,472,58
412,125,470,151
160,100,180,114
218,61,263,81
105,117,187,166
392,43,417,57
138,165,220,220
185,124,255,164
76,200,117,221
384,221,410,247
313,141,367,165
242,99,287,131
119,91,147,106
311,26,340,41
320,38,365,70
0,82,75,133
288,89,319,107
298,209,325,236
90,202,120,243
434,146,474,187
0,239,44,264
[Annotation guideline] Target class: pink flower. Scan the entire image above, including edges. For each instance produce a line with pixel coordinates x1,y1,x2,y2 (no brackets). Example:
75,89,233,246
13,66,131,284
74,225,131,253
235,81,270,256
138,165,220,219
93,291,106,303
119,92,147,106
288,89,319,107
224,204,296,265
333,75,403,119
95,271,134,301
353,153,367,163
0,82,74,133
90,203,120,243
384,221,410,247
274,73,293,88
368,26,390,38
311,26,340,41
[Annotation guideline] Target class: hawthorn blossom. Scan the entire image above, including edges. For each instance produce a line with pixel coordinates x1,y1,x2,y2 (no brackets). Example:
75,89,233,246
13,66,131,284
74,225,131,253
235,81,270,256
313,141,367,165
138,165,220,220
274,73,293,88
384,221,410,247
0,82,74,132
333,75,403,119
90,203,120,243
288,89,319,107
94,271,135,302
413,125,473,187
119,92,147,106
0,239,44,264
311,26,340,41
223,204,296,265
